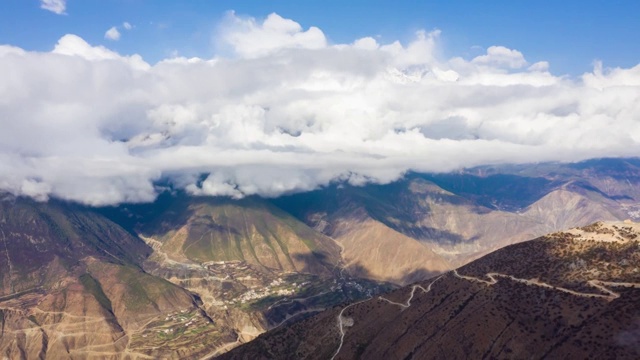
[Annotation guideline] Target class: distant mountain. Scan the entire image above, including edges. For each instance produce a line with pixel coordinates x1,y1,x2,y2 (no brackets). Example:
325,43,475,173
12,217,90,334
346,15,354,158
221,221,640,359
273,158,636,280
2,157,640,357
272,184,452,284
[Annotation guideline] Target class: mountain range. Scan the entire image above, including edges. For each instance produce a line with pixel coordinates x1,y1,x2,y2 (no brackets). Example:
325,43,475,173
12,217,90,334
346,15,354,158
1,157,639,358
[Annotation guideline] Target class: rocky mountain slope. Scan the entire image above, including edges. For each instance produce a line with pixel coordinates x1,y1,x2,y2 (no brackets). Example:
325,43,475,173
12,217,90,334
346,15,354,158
274,158,637,281
2,158,639,357
0,197,221,359
221,221,640,359
117,195,387,354
0,195,390,359
136,196,341,275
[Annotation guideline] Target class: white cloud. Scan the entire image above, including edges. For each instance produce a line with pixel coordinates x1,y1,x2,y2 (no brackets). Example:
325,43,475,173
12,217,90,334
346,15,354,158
105,23,132,42
219,12,327,58
53,34,149,70
1,12,640,205
105,26,121,41
40,0,66,15
528,61,550,72
352,37,379,50
472,45,528,69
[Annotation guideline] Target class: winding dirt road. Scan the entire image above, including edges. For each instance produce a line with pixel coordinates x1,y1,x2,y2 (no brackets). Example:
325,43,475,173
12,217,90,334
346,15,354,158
331,275,443,359
329,297,371,360
331,267,640,359
378,275,444,309
451,269,640,301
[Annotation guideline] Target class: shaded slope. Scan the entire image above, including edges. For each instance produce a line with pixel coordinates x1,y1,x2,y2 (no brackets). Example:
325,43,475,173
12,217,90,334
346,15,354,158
421,186,624,266
470,157,640,206
418,172,560,211
221,221,640,360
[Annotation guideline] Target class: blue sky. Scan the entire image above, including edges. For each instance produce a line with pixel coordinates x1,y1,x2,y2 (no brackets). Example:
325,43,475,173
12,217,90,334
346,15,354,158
2,1,640,204
3,0,639,75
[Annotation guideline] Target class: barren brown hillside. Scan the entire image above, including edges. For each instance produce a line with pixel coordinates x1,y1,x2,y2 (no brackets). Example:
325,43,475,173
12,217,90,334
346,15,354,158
221,221,640,360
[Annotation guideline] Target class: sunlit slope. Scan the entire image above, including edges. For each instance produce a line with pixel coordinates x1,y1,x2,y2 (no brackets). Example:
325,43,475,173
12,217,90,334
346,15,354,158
137,196,341,276
274,164,629,280
0,197,150,296
0,197,225,359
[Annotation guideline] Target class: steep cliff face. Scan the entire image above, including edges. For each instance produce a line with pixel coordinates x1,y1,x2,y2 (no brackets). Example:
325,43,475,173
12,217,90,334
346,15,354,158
221,221,640,360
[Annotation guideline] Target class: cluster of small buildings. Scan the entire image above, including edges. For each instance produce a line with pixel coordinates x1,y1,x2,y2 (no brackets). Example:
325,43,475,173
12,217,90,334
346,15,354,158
238,288,272,303
234,277,311,304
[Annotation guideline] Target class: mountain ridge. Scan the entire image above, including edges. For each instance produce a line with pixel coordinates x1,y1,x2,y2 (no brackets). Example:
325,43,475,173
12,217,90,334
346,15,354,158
221,221,640,359
2,158,640,357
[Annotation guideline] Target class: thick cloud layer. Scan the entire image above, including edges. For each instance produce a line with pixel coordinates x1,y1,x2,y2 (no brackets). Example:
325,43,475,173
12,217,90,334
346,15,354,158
1,13,640,205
